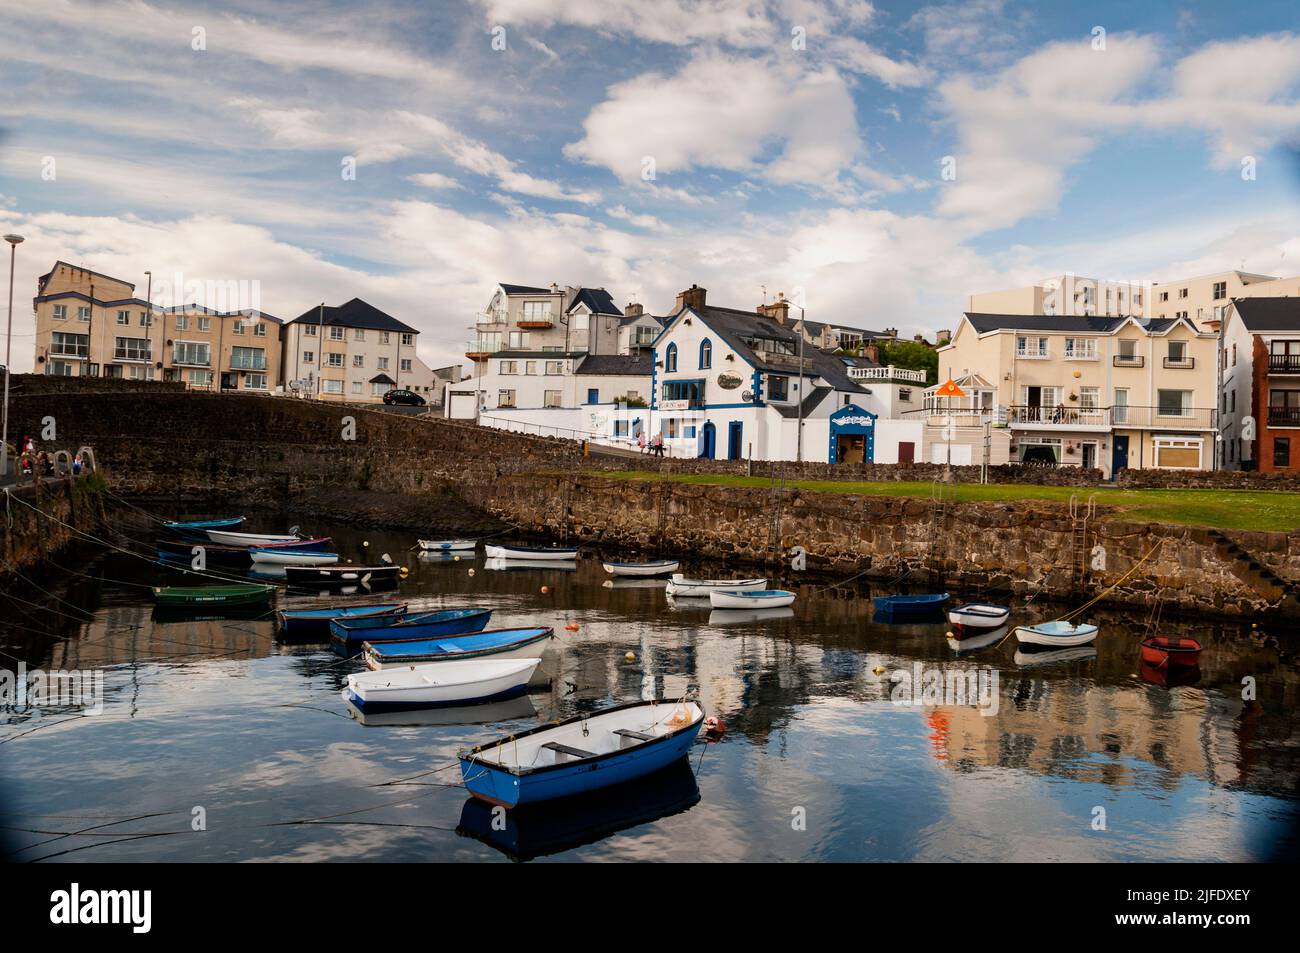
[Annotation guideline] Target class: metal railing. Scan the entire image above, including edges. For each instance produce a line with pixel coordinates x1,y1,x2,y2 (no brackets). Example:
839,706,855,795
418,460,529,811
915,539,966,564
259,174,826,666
1112,354,1144,367
1008,404,1109,427
1003,404,1217,429
229,357,267,370
1268,354,1300,374
1162,356,1195,369
1267,406,1300,426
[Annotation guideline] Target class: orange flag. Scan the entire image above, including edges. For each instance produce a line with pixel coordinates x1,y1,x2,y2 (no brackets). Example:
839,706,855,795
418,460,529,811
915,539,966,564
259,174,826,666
934,377,966,398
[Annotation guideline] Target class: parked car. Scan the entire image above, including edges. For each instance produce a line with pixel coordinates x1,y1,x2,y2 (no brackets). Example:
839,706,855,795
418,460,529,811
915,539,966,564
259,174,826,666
383,389,426,406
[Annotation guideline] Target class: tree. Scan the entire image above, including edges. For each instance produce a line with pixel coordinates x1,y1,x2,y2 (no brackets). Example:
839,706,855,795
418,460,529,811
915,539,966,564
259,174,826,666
876,339,939,385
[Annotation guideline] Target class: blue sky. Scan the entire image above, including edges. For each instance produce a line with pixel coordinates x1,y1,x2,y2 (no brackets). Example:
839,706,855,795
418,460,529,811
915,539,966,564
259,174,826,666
1,0,1299,369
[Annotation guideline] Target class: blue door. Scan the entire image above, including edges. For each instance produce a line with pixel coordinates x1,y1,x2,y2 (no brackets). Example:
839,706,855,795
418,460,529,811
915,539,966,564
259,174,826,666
727,421,743,460
1111,435,1129,477
701,421,716,459
586,388,599,404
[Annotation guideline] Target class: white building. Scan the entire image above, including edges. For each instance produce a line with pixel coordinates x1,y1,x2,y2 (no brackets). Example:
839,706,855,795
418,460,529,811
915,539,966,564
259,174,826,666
649,285,923,462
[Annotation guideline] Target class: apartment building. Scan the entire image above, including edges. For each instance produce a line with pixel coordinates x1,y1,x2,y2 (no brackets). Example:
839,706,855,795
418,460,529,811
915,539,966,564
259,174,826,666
465,283,625,361
930,312,1219,476
969,270,1300,329
283,298,435,402
1220,297,1300,472
33,261,281,390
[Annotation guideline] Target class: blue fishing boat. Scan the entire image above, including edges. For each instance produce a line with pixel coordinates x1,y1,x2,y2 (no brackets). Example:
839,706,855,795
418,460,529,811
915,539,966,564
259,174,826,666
459,698,706,808
330,606,493,649
873,592,950,622
365,626,554,669
276,602,406,639
159,516,245,541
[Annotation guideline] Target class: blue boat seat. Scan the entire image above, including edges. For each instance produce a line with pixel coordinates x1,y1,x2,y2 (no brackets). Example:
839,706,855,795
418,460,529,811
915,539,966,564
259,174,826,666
613,729,654,742
542,741,596,760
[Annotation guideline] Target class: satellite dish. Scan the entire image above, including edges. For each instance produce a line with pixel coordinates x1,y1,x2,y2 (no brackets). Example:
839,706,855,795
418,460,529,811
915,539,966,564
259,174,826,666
742,390,754,401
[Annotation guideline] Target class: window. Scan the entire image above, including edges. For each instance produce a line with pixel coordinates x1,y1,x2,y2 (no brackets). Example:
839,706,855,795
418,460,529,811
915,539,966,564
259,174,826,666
1165,340,1192,367
232,321,244,335
498,389,516,408
377,357,389,371
401,333,414,346
1178,288,1188,299
635,326,657,346
768,375,789,400
1159,291,1169,302
253,323,266,337
354,329,365,341
500,361,518,375
53,305,67,320
400,359,412,373
665,343,677,372
661,380,703,407
51,332,89,358
1079,386,1100,409
1113,388,1130,423
545,360,564,375
1155,437,1203,470
1213,281,1227,300
1275,438,1292,469
371,382,389,396
614,420,629,437
77,306,91,322
379,331,390,345
508,331,531,349
329,326,345,340
187,369,212,387
1115,338,1141,365
303,350,315,363
127,364,154,381
899,388,912,402
1269,390,1300,426
323,379,344,394
114,337,151,361
47,360,74,376
525,361,537,375
1015,335,1048,358
116,310,130,325
699,338,712,369
175,315,189,331
304,324,317,336
352,381,363,394
231,347,266,370
544,390,561,408
572,312,589,333
352,354,365,368
243,373,268,390
1064,338,1097,360
1156,389,1192,417
198,316,211,331
172,341,210,366
326,352,344,367
521,302,552,324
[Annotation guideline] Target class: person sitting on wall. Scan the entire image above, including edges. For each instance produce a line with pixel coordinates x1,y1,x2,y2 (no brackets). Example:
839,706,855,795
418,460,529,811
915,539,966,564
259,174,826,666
72,453,83,476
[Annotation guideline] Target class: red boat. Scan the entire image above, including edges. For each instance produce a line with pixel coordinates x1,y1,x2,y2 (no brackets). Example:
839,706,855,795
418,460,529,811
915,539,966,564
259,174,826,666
1140,636,1203,667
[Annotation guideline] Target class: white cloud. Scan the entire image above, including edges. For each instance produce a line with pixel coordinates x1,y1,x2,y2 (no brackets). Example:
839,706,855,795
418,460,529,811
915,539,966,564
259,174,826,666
407,172,464,191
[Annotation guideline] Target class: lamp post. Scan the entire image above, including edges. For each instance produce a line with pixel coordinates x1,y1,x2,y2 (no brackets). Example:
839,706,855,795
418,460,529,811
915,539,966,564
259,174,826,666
1,233,23,481
794,303,806,463
144,270,153,381
466,324,483,422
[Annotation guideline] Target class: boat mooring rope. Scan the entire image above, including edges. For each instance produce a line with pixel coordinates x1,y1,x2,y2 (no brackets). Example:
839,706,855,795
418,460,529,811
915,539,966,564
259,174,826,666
1056,537,1165,623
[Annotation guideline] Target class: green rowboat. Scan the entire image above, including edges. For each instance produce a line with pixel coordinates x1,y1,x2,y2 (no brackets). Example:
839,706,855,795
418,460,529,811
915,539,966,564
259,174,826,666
152,584,275,608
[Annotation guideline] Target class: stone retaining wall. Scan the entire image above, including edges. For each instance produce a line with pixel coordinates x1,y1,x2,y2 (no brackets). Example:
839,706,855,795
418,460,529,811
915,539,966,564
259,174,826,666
1,475,109,576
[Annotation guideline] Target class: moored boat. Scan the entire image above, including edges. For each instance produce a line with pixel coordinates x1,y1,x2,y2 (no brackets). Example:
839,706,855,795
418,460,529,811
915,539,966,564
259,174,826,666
873,593,950,621
275,602,406,639
206,528,304,547
459,698,706,809
330,606,493,647
160,516,245,540
283,563,402,587
343,657,540,711
1139,636,1203,667
602,559,680,577
151,584,275,609
364,626,555,669
251,536,334,552
664,575,766,597
708,588,796,609
418,538,478,552
249,547,339,566
1014,619,1099,648
484,544,579,560
947,602,1011,636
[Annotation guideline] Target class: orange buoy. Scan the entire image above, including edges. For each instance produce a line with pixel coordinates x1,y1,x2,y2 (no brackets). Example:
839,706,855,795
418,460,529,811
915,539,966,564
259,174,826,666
564,623,579,632
704,716,726,738
541,585,550,594
624,651,636,661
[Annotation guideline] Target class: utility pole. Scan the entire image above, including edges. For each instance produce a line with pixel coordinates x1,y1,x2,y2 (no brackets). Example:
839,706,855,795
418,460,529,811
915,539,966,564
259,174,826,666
145,270,153,380
1,234,23,480
795,303,805,463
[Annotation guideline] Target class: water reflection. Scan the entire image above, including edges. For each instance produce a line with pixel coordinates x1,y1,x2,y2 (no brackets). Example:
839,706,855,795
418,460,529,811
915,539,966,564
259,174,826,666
1,515,1297,861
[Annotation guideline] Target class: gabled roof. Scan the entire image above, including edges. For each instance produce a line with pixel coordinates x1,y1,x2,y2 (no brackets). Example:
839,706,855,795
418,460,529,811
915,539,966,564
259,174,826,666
288,298,416,334
369,373,397,385
38,261,135,293
1233,297,1300,332
499,283,552,295
575,353,653,376
567,287,622,316
962,312,1204,337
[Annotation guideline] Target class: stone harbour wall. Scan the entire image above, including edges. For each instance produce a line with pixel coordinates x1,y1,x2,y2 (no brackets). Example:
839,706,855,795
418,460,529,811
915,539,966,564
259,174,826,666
463,472,1299,619
0,475,110,577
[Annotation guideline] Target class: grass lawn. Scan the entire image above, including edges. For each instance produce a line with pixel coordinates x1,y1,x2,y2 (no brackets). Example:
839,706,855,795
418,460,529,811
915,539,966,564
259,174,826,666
588,470,1300,532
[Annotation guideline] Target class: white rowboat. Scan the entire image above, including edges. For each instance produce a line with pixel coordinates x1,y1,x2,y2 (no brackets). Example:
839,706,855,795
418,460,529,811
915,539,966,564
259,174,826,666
665,575,766,597
249,548,339,566
484,544,579,560
1014,620,1099,648
207,529,301,547
343,658,540,710
602,559,680,577
418,539,478,552
708,589,796,609
947,602,1011,634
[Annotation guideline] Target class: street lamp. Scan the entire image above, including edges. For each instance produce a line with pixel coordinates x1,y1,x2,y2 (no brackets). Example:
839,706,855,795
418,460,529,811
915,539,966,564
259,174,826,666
792,300,806,463
1,233,24,481
466,324,483,422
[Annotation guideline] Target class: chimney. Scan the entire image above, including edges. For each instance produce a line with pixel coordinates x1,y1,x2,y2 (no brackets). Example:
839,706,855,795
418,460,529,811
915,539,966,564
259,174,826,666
913,333,926,343
674,284,707,313
625,302,644,317
863,343,880,364
756,292,790,324
884,327,898,338
935,328,951,345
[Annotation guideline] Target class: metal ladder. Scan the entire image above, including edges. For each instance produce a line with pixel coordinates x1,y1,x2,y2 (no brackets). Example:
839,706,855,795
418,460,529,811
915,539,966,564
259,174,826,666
765,465,788,564
928,475,956,577
1068,493,1096,591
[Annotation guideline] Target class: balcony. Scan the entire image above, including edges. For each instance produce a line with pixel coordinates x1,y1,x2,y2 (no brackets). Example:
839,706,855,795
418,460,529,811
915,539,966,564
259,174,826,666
1008,404,1218,430
848,364,928,384
475,309,508,331
1063,350,1099,362
1162,356,1196,369
114,348,152,363
50,344,90,358
1112,405,1217,429
1008,405,1109,429
1268,406,1300,427
465,338,503,361
229,357,267,371
517,316,554,330
1112,354,1144,368
1268,354,1300,375
1015,349,1050,360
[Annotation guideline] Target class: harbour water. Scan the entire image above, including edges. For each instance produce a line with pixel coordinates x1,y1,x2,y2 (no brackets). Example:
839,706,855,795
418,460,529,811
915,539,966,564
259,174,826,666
2,516,1297,862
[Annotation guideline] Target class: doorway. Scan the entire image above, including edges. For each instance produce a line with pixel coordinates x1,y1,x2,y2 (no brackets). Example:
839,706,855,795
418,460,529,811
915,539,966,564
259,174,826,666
701,421,716,459
1081,442,1097,470
1111,435,1129,476
898,441,915,465
836,434,866,464
727,421,743,460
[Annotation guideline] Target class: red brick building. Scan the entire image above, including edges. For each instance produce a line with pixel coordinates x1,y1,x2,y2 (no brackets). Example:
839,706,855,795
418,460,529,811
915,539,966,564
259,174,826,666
1221,297,1300,472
